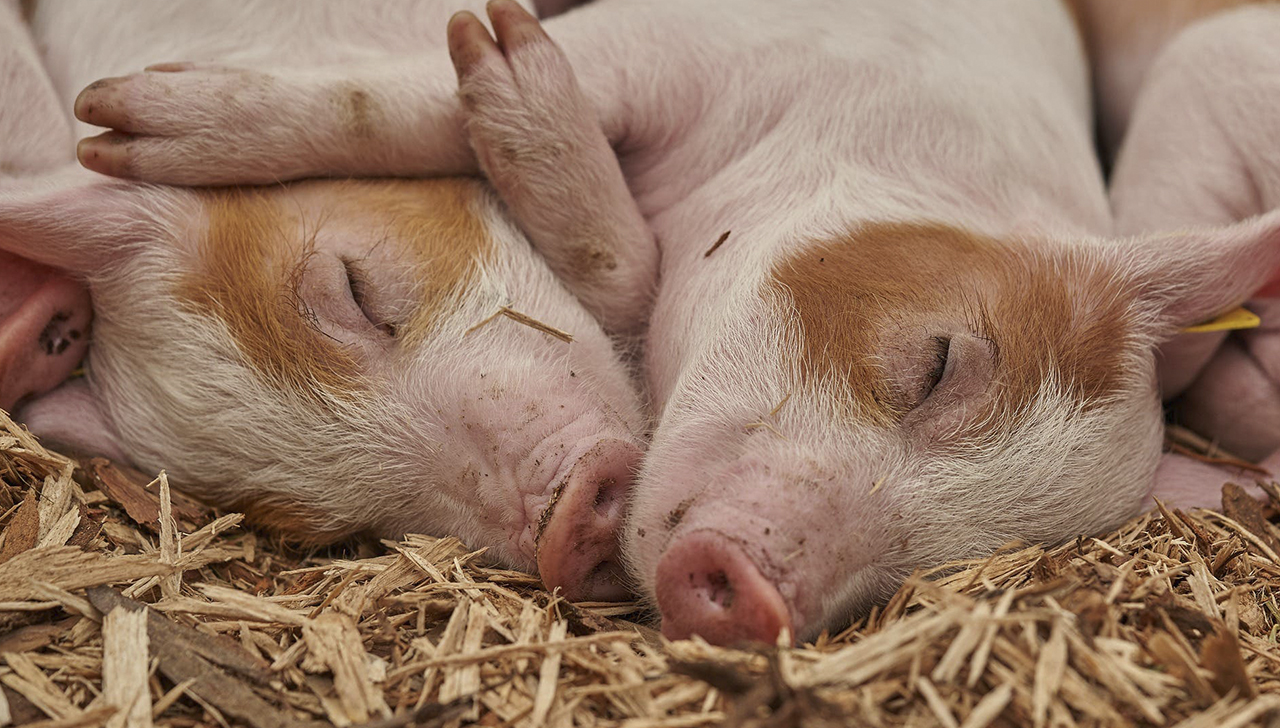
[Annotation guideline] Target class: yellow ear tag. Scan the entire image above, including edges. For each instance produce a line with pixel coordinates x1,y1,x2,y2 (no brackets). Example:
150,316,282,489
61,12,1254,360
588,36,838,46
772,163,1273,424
1183,306,1261,333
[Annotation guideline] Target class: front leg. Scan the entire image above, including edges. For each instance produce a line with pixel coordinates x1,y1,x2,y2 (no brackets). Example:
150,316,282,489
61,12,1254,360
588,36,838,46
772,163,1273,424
72,0,664,187
448,3,656,333
75,58,477,185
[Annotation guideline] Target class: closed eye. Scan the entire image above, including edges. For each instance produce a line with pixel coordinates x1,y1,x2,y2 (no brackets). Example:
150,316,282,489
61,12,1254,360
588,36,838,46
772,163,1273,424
922,335,950,401
341,258,397,337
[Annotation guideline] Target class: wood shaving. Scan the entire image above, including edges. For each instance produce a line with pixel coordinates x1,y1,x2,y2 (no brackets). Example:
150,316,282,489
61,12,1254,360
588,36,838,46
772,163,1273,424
1,408,1279,726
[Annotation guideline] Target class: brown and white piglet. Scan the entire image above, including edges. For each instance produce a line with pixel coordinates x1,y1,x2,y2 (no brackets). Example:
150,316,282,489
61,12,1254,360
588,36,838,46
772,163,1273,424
2,0,650,601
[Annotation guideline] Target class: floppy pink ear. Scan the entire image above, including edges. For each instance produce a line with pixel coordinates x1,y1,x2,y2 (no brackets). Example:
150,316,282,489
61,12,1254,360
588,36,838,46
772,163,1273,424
0,165,170,275
1146,451,1273,511
15,379,128,463
1123,209,1280,336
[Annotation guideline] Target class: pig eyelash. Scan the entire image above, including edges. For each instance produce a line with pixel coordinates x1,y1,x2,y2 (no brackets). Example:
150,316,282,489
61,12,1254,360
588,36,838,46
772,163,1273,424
286,245,341,343
341,258,398,338
924,336,949,396
963,301,1000,364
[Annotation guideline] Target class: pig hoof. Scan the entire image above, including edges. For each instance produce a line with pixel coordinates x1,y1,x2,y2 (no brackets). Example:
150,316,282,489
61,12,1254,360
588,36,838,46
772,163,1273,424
77,133,135,178
655,532,793,645
447,0,556,85
535,438,639,601
72,65,311,184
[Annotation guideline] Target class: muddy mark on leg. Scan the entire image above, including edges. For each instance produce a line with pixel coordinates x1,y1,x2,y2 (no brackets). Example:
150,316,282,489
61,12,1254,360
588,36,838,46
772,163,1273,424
334,84,379,139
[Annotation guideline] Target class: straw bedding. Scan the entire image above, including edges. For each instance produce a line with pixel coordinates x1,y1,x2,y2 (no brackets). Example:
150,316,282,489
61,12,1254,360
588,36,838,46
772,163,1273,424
1,408,1278,728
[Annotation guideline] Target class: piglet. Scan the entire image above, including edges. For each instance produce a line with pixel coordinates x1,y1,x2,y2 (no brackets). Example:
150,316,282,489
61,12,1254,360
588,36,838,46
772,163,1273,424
1079,0,1280,500
2,0,650,601
74,0,1280,644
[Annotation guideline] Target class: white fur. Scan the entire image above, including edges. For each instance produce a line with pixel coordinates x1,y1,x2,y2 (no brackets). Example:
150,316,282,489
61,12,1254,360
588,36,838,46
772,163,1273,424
40,0,1280,638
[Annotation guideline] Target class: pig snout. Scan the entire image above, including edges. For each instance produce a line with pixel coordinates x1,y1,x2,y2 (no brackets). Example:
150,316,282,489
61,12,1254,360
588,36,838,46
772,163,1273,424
655,530,793,645
0,253,92,411
536,437,639,601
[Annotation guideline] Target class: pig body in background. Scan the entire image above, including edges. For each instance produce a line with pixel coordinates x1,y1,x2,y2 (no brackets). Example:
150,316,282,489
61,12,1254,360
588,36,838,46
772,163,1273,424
0,0,652,601
1068,0,1259,164
75,0,1280,644
0,0,91,418
1077,1,1280,496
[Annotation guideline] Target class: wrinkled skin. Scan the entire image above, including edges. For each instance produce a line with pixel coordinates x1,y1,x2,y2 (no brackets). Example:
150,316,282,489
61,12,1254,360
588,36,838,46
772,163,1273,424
72,0,1280,644
0,0,651,602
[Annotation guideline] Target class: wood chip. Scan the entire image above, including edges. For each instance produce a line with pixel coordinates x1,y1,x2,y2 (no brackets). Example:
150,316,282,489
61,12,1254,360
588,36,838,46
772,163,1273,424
3,406,1280,727
102,605,152,728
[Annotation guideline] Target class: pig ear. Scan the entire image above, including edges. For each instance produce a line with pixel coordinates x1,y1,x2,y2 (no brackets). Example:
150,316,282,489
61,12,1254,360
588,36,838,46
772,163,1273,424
14,379,129,463
1145,452,1274,511
0,166,175,275
1121,210,1280,337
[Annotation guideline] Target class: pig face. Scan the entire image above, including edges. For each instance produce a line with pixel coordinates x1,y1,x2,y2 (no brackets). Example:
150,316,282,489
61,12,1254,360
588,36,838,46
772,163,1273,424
629,219,1280,644
1,172,645,600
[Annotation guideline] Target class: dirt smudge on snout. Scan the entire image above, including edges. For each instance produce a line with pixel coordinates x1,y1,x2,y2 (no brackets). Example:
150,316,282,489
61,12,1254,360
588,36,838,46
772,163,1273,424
665,497,695,531
534,477,570,552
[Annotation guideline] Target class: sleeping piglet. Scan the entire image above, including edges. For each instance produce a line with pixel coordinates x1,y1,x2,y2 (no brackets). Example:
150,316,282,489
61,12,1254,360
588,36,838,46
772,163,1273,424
74,0,1280,643
0,0,652,601
1073,0,1280,502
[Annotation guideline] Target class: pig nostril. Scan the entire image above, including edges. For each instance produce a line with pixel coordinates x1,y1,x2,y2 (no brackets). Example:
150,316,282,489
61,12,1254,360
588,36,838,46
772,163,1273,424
656,533,793,644
591,475,626,519
695,569,734,609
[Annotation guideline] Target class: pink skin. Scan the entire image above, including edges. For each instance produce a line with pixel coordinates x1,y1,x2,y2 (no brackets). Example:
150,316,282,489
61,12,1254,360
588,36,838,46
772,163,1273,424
0,173,647,602
0,252,92,412
2,0,651,602
444,9,657,334
67,0,1280,644
656,531,792,644
1107,5,1280,485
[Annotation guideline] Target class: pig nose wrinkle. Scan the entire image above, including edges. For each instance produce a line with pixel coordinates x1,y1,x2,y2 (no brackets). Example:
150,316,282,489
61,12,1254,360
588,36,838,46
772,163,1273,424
656,532,793,646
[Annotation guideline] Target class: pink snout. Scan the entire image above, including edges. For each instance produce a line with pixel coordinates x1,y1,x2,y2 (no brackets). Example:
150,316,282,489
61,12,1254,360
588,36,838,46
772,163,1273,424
656,531,793,645
536,438,639,602
0,253,92,411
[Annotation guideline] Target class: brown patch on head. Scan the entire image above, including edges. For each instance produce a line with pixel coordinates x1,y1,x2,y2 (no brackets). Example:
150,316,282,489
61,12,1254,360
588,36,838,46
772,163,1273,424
177,181,490,396
332,180,491,342
177,189,360,397
770,222,1137,433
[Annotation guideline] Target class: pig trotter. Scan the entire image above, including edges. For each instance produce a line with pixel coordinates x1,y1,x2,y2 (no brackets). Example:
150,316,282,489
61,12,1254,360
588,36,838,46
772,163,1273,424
73,64,329,185
447,0,658,333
